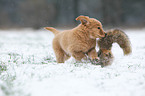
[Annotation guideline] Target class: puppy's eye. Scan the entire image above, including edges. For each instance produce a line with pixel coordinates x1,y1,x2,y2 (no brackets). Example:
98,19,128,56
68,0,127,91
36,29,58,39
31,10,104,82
97,27,100,29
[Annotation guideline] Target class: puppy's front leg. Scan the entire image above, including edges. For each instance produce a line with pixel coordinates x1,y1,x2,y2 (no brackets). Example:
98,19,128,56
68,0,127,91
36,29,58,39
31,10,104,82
72,51,86,61
87,48,99,61
68,45,87,61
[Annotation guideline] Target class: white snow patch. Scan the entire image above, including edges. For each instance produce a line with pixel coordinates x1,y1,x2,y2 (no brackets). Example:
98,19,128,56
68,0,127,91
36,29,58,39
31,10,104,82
0,28,145,96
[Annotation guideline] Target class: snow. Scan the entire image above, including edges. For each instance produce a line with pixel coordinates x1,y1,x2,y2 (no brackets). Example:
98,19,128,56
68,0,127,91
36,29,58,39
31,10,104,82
0,28,145,96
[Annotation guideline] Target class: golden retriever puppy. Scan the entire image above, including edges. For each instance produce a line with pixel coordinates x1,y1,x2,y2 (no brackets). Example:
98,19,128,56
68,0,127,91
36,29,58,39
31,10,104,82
45,15,106,63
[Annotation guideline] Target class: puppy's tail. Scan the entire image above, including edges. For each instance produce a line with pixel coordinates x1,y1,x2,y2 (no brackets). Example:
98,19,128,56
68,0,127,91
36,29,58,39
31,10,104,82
98,29,132,55
44,27,59,35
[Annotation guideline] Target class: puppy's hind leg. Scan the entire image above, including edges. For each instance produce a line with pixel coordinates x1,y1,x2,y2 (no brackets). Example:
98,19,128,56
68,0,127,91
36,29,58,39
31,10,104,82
53,44,65,63
54,48,65,63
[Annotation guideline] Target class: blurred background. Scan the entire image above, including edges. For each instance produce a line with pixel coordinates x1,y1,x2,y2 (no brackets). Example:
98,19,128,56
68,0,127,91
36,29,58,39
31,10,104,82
0,0,145,29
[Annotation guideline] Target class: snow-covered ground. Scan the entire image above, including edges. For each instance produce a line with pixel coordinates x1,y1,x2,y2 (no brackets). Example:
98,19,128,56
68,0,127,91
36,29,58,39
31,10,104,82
0,28,145,96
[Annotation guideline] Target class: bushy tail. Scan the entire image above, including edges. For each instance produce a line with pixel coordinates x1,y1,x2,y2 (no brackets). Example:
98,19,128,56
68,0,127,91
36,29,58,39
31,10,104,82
44,27,59,35
98,29,132,55
107,29,132,55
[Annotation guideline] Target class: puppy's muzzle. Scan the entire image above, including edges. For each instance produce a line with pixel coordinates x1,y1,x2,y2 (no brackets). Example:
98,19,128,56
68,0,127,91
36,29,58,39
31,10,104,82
101,33,107,39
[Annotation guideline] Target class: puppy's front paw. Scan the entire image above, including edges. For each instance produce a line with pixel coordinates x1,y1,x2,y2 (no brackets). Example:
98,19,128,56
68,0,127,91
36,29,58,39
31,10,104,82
90,57,101,65
92,57,100,61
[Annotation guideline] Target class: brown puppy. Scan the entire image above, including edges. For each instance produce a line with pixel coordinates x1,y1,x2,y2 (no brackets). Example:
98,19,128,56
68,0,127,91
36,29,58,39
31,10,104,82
97,29,132,67
45,15,106,63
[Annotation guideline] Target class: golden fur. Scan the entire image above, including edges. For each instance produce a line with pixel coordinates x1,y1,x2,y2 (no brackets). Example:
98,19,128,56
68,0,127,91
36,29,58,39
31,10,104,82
45,15,106,63
97,29,132,67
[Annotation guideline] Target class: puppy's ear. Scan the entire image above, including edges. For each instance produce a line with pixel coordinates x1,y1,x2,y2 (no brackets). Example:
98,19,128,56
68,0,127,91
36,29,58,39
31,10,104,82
76,15,89,25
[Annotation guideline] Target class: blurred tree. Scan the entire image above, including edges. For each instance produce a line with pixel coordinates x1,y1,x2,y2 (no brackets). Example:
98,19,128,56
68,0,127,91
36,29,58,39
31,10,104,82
0,0,15,27
102,0,123,27
56,0,79,27
18,0,57,29
0,0,145,29
122,0,145,27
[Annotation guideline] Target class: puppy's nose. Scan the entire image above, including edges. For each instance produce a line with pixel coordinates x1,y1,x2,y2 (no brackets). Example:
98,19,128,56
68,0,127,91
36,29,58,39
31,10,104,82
102,31,106,38
100,32,106,38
